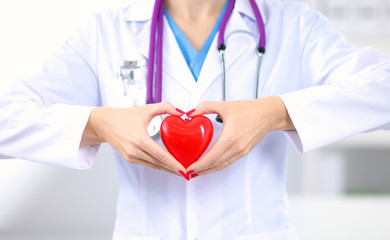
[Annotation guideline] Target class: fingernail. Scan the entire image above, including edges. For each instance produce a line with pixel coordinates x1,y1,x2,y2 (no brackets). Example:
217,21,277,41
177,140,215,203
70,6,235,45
186,109,196,116
175,108,185,115
190,174,199,179
179,171,190,181
187,170,195,175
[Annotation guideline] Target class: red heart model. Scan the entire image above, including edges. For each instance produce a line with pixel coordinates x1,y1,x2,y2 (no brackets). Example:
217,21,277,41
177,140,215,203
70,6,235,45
160,115,213,169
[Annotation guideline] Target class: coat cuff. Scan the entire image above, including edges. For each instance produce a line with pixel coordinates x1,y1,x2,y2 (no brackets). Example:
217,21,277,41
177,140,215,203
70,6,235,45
278,85,336,153
62,106,100,169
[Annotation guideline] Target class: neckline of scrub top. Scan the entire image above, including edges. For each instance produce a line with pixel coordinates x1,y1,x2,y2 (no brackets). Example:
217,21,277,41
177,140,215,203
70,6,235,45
164,1,229,81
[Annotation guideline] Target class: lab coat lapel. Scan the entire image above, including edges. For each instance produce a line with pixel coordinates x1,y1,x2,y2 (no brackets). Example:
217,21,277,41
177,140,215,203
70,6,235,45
133,22,151,62
162,19,197,92
133,20,196,94
193,8,256,102
124,0,155,60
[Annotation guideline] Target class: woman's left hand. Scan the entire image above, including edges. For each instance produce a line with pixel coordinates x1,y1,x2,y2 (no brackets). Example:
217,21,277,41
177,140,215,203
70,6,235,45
186,96,295,177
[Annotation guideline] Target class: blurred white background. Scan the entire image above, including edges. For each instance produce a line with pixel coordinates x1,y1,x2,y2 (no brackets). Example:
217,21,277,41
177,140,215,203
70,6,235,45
0,0,390,239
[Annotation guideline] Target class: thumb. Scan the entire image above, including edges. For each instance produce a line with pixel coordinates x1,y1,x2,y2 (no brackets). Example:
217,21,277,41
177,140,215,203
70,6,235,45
187,101,225,117
151,101,183,116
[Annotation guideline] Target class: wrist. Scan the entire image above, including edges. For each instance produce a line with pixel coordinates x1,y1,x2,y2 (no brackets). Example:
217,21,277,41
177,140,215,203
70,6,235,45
262,96,295,132
80,107,106,146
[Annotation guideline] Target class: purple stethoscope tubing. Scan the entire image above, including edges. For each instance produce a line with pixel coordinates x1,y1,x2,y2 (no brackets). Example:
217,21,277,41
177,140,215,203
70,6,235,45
147,0,266,107
218,0,265,51
147,0,164,104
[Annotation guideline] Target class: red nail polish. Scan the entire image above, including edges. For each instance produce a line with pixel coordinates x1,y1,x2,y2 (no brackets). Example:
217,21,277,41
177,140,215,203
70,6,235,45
179,171,190,181
187,170,195,175
186,109,196,116
175,108,185,115
190,174,199,179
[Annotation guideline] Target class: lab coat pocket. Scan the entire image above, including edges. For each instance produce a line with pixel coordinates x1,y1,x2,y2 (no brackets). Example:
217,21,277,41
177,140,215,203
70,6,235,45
107,60,148,108
112,233,161,240
233,228,297,240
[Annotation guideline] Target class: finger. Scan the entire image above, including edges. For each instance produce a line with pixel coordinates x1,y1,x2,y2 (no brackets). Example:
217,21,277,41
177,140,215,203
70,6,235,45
151,101,184,116
187,101,225,117
116,133,184,174
187,134,234,173
199,137,250,171
194,147,235,172
196,142,251,176
195,132,261,176
187,122,250,173
127,157,178,175
140,137,187,173
126,144,171,169
194,159,233,176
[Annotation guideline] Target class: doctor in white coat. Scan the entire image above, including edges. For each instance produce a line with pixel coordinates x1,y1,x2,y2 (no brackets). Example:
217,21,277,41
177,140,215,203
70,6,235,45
1,0,390,239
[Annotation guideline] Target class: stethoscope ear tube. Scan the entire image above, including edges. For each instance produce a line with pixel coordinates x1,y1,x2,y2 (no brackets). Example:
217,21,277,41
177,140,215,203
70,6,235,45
215,0,266,124
255,51,264,99
216,46,226,124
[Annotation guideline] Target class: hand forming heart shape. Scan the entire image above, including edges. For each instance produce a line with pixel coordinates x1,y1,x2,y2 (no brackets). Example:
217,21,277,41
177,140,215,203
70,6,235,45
160,115,213,169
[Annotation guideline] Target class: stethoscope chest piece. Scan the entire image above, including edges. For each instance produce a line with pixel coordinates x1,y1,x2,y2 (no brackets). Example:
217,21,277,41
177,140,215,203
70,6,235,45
147,115,163,138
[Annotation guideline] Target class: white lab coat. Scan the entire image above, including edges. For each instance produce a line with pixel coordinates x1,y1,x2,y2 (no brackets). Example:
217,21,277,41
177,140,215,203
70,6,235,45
1,0,390,239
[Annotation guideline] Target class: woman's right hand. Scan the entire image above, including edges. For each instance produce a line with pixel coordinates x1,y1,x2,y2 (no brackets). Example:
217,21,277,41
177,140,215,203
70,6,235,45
81,102,186,175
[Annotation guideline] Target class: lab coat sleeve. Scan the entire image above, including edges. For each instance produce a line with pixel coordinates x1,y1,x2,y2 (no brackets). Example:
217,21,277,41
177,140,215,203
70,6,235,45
0,17,101,169
279,5,390,153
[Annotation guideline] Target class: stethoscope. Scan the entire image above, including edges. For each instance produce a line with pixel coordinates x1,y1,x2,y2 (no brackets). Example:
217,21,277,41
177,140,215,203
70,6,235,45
146,0,266,137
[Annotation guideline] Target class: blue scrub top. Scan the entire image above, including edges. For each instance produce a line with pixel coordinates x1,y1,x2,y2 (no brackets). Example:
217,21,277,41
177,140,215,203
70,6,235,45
164,1,229,81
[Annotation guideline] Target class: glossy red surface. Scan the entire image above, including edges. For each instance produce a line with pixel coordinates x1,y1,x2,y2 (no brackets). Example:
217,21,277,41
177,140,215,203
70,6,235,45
161,116,214,169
